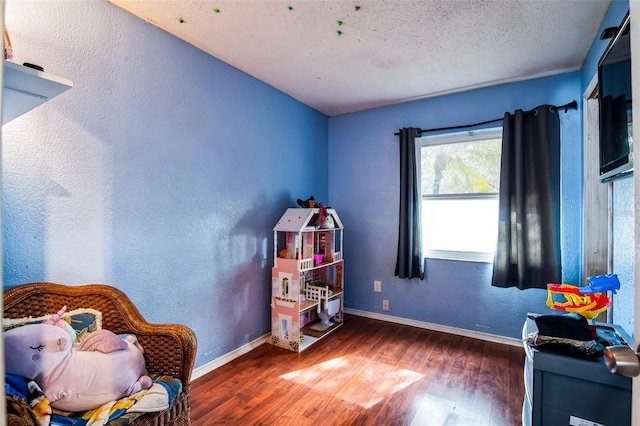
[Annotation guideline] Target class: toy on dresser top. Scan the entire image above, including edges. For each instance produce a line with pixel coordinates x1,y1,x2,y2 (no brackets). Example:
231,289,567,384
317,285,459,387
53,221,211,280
545,274,621,321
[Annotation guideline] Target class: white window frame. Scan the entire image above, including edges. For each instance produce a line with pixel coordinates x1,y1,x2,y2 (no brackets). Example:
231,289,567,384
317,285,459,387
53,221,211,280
420,127,502,263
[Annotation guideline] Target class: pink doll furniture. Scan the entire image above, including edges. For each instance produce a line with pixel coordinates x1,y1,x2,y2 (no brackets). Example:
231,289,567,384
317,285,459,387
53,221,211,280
4,282,197,426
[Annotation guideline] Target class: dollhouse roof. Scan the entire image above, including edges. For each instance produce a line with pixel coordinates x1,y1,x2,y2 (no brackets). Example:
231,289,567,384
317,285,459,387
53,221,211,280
274,208,343,232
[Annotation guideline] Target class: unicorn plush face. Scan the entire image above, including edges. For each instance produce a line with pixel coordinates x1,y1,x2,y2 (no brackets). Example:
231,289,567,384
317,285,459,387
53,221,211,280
4,323,72,381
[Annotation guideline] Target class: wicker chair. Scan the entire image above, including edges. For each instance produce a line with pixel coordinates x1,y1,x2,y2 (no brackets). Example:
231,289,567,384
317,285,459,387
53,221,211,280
4,282,197,426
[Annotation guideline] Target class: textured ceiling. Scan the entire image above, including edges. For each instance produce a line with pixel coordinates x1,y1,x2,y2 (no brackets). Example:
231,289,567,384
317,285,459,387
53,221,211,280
108,0,611,116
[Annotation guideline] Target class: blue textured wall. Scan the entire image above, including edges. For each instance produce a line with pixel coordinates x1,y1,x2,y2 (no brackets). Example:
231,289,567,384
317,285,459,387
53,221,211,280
605,3,635,338
2,0,327,367
612,177,634,333
580,0,634,335
328,73,582,338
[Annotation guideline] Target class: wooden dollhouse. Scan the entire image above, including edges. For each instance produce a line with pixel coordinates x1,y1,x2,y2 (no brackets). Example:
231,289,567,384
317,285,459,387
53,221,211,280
270,207,344,352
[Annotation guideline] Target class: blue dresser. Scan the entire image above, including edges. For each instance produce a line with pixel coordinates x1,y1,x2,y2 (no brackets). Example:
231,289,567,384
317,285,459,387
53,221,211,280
522,315,632,426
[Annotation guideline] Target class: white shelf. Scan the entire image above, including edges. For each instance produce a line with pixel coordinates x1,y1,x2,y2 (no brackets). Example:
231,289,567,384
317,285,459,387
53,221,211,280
298,334,319,352
299,321,343,352
2,60,73,124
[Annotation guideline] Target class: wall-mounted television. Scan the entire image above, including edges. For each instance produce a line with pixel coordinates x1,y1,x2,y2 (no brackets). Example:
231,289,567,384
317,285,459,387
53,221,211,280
598,11,633,183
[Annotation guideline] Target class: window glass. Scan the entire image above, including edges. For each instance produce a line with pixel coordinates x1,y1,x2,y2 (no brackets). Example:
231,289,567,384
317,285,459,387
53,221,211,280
420,128,502,262
421,134,501,195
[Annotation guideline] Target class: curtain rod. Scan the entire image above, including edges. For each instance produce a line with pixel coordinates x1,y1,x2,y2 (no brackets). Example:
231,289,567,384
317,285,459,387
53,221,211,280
394,100,578,135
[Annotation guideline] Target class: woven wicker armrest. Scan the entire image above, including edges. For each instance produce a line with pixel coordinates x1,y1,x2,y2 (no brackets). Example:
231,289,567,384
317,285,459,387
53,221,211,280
122,321,197,386
3,282,197,386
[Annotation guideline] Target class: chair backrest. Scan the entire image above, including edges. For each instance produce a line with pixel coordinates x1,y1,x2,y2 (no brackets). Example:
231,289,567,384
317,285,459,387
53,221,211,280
4,282,141,332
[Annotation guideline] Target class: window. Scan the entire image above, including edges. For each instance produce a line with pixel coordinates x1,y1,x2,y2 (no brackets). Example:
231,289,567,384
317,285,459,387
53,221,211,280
420,128,502,262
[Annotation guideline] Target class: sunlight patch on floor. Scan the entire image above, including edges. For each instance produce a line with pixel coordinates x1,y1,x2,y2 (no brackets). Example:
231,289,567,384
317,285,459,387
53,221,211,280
280,355,424,409
410,393,456,426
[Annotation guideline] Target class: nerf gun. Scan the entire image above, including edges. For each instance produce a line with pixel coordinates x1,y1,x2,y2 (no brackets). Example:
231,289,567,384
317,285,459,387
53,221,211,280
546,283,611,320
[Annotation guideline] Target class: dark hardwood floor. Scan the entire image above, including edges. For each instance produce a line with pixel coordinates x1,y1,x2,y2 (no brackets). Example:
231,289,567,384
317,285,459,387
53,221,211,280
190,315,525,425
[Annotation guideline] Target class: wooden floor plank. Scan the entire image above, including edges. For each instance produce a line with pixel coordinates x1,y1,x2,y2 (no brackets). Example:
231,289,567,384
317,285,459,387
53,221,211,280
191,315,525,425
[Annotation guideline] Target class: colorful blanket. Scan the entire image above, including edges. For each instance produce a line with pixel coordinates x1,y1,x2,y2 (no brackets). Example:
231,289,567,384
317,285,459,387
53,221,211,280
5,374,181,426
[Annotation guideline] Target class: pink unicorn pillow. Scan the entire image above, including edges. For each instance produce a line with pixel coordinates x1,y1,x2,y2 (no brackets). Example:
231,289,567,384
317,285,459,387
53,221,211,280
3,306,152,411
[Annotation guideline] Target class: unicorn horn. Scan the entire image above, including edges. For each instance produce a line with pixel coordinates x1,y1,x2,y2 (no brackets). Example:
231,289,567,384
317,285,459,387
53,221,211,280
43,305,67,325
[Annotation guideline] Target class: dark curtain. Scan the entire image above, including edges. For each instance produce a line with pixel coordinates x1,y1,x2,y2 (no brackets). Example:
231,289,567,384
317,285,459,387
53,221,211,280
492,106,561,290
395,127,424,279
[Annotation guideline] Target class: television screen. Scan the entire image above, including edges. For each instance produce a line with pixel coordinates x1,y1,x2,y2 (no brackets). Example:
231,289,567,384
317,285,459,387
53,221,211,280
598,11,633,182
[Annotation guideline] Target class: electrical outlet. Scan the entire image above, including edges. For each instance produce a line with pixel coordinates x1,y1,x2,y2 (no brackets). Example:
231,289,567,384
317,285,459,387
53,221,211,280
374,280,381,292
382,300,389,311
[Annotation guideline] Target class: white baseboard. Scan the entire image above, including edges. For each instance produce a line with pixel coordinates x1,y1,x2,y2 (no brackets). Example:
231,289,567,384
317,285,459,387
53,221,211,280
191,333,270,381
191,310,522,380
344,308,522,347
